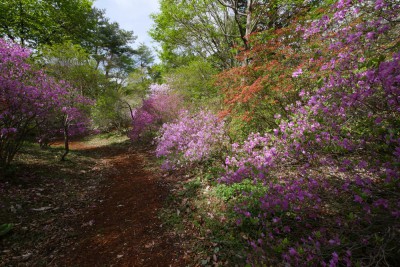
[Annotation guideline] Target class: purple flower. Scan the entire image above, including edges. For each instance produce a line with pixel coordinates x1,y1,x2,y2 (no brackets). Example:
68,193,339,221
156,109,226,169
0,38,91,166
289,247,298,256
366,32,376,40
354,195,363,203
292,68,303,78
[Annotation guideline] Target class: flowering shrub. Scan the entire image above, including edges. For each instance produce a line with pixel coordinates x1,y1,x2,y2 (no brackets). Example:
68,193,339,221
36,82,93,148
215,11,309,137
0,39,91,170
220,0,400,265
128,84,183,141
156,110,227,170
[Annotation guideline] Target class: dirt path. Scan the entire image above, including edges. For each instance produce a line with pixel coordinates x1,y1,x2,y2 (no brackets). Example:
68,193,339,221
54,141,186,266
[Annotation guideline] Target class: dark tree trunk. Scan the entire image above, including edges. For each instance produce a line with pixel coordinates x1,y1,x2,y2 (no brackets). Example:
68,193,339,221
125,101,135,121
61,122,69,161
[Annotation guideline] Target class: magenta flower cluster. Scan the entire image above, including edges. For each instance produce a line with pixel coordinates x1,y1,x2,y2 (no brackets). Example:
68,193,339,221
128,84,183,141
0,39,92,167
155,110,227,170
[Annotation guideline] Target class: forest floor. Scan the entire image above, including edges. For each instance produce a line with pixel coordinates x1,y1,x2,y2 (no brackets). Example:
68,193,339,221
0,135,189,266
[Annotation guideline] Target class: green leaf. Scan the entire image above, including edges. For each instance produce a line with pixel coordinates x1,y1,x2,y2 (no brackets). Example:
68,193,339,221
0,223,13,237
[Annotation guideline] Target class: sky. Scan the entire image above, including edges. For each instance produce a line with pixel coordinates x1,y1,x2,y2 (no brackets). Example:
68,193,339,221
93,0,160,54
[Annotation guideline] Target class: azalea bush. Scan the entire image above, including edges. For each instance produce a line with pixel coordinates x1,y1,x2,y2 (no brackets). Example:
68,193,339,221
0,39,91,171
216,8,311,139
128,84,183,141
36,81,93,149
155,109,228,170
219,0,400,265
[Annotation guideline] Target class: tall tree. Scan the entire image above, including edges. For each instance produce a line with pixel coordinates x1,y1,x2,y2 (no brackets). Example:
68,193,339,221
217,0,305,49
36,41,106,98
150,0,239,69
89,9,137,81
150,0,311,69
134,43,155,69
0,0,95,47
127,43,155,87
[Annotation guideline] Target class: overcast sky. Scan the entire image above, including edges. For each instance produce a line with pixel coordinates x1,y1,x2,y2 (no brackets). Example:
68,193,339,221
93,0,160,53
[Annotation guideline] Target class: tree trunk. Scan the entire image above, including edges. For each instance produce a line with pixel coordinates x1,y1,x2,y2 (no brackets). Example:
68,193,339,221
125,101,135,121
18,0,25,47
61,120,69,161
242,0,253,66
245,0,253,39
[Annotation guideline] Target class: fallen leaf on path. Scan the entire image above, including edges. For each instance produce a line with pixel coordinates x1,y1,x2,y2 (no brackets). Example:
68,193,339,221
81,220,95,227
31,206,53,211
145,241,155,248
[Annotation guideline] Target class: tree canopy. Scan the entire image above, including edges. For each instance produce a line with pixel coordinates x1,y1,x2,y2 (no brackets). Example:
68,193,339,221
0,0,95,47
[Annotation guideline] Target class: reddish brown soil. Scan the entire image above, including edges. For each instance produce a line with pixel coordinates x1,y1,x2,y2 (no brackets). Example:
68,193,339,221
55,141,186,267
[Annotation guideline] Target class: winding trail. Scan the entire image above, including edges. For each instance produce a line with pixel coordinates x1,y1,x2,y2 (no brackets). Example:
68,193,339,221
55,141,185,266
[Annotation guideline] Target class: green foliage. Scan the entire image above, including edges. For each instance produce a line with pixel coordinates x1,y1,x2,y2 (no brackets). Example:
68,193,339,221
149,0,238,69
91,87,132,131
214,179,268,202
0,1,145,136
182,178,202,198
134,43,154,69
125,43,156,100
147,64,163,83
0,223,13,237
165,59,219,106
125,70,152,99
150,0,313,71
226,116,258,142
160,174,247,266
89,9,137,80
0,0,95,47
36,41,106,98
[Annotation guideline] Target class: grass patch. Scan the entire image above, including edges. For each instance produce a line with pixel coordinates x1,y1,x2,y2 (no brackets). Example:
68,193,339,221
81,132,129,147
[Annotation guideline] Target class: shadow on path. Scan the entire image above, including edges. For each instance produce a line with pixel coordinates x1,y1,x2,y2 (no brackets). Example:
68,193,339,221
54,141,185,266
